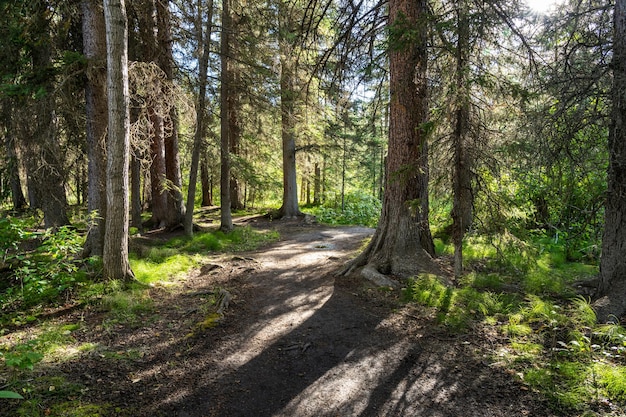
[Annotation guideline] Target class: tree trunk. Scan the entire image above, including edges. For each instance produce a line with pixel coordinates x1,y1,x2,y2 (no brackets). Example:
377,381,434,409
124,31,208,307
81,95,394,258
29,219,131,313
156,0,185,227
219,0,233,232
6,136,27,211
595,0,626,322
25,50,70,228
229,70,244,211
83,0,108,256
149,108,169,228
131,151,143,231
313,163,321,205
103,0,133,281
277,2,302,218
200,155,213,206
3,107,27,211
185,0,214,237
451,0,473,278
344,0,437,285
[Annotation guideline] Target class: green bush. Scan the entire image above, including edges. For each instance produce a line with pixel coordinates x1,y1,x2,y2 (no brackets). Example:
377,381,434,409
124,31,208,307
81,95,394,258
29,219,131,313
1,221,86,310
307,191,381,227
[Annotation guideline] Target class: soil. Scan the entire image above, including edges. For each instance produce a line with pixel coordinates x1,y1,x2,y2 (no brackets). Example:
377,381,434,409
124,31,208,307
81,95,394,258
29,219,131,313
2,218,559,416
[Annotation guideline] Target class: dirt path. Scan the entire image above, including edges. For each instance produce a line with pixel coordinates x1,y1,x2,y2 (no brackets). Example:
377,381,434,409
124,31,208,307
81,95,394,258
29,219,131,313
54,221,557,416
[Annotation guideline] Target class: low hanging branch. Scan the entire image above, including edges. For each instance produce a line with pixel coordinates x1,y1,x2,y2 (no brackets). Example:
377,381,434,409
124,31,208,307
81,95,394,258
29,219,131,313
128,61,195,166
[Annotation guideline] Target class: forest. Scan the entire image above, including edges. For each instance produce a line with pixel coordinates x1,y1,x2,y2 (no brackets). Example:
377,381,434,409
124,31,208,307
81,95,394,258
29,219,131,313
1,0,626,415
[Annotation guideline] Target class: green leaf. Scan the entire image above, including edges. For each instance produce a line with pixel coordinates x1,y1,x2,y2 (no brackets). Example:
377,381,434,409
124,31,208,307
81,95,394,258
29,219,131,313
0,390,24,399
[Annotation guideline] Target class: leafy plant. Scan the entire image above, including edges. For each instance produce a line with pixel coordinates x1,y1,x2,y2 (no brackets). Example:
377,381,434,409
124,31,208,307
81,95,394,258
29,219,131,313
1,341,43,371
307,191,381,227
1,222,87,310
0,390,24,399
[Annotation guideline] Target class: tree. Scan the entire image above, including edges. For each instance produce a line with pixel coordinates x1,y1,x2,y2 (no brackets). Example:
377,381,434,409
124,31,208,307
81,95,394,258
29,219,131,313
595,0,626,322
126,0,185,230
82,0,108,257
156,0,186,226
2,105,27,211
276,0,304,218
185,0,215,237
450,0,473,278
344,0,438,285
219,0,234,232
14,0,70,229
103,0,134,281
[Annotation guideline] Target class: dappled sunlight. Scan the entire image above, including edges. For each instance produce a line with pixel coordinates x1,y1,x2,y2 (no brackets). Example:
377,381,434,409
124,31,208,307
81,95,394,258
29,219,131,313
278,340,413,416
222,285,333,369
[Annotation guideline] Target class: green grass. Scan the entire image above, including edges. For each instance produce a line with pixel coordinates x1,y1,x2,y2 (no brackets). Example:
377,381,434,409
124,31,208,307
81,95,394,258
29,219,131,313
129,226,279,285
404,230,625,414
162,226,279,254
100,289,154,324
130,254,199,284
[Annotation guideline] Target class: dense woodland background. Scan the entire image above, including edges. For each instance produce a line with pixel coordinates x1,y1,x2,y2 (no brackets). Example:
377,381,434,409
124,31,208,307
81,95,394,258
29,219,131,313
2,0,626,414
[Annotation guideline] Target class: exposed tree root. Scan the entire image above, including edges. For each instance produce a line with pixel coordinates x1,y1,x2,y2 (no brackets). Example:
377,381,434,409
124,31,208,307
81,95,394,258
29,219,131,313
361,264,400,288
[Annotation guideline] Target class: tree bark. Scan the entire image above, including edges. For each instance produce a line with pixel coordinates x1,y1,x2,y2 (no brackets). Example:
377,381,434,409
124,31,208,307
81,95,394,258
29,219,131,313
18,1,70,229
185,0,214,237
82,0,108,256
344,0,438,284
313,162,321,205
156,0,185,227
451,0,473,278
200,155,213,206
103,0,133,281
2,106,27,211
277,0,302,218
595,0,626,322
229,53,243,211
148,107,169,228
219,0,233,232
131,151,143,231
26,68,70,229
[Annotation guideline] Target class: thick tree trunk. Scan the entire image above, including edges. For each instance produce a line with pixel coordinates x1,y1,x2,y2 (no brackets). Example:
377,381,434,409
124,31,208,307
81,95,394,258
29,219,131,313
595,0,626,322
103,0,133,281
219,0,233,232
83,0,108,256
344,0,437,285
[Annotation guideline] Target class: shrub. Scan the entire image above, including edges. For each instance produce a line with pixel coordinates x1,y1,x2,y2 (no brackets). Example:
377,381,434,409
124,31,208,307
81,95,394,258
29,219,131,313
308,191,381,227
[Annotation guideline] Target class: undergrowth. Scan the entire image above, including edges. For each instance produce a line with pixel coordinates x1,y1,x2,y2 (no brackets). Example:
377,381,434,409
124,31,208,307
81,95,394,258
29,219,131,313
405,232,625,415
0,216,279,416
305,191,381,227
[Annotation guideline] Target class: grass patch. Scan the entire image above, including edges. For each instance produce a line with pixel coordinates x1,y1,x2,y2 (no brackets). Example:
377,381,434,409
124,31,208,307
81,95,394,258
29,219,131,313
130,254,199,284
403,274,517,331
403,230,626,414
162,226,279,254
129,226,279,285
100,289,154,324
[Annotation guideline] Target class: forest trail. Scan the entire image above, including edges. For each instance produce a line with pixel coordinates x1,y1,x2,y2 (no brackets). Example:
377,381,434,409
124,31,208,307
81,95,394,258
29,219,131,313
59,220,556,416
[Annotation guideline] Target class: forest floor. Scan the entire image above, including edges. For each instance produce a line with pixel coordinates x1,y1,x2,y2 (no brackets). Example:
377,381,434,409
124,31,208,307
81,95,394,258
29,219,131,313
2,217,561,416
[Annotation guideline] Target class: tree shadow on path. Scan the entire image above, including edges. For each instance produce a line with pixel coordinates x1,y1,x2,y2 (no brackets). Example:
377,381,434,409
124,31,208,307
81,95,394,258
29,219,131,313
149,227,556,417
